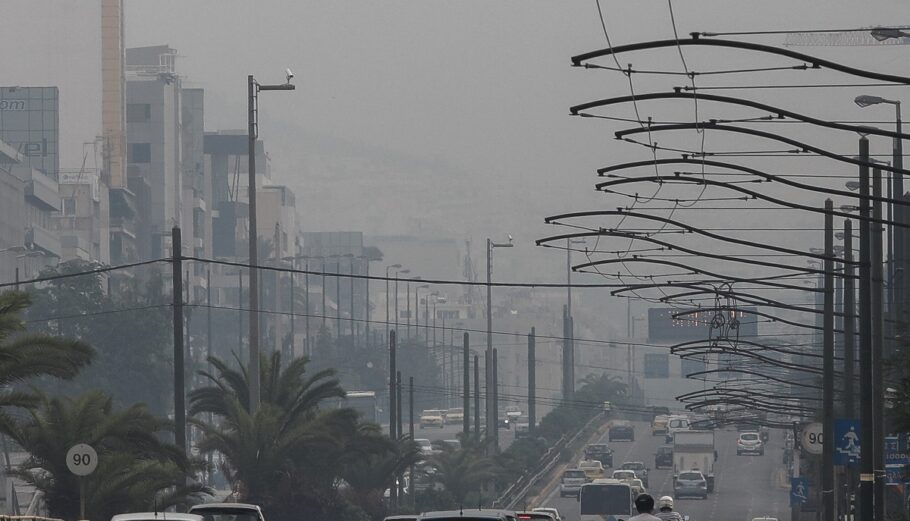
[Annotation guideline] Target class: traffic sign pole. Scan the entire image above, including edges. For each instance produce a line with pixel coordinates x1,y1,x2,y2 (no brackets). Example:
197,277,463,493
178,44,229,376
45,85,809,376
66,443,97,521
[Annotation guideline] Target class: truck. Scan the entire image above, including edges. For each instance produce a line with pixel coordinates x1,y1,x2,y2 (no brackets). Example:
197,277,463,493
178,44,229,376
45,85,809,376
672,430,716,492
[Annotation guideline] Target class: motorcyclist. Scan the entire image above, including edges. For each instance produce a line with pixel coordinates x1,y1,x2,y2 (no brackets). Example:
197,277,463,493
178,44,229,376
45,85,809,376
655,496,683,521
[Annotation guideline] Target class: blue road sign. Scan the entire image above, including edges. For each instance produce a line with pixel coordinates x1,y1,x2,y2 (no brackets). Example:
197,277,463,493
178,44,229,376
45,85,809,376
886,436,910,466
791,477,809,506
885,465,908,486
834,419,861,466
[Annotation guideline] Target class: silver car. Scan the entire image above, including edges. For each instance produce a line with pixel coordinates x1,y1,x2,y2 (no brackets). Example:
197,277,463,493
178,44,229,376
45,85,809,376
674,470,708,499
559,468,588,497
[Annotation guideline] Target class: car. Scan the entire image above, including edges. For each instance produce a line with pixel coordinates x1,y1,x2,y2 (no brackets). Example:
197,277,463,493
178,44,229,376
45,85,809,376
517,512,556,521
498,413,512,429
559,468,588,497
620,461,650,487
584,443,614,467
415,438,434,457
505,405,523,420
609,420,635,441
655,446,674,469
531,508,561,521
612,469,636,483
750,518,779,521
737,431,764,455
112,514,203,521
189,503,266,521
665,415,691,443
578,459,606,480
514,415,531,438
651,415,669,436
629,478,646,497
674,470,709,499
418,509,516,521
420,409,446,429
446,407,464,425
385,517,419,521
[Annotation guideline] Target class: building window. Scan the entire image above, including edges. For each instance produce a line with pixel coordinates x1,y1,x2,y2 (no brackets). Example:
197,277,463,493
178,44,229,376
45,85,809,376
62,197,76,216
126,103,151,123
680,357,707,377
644,353,669,378
129,143,151,163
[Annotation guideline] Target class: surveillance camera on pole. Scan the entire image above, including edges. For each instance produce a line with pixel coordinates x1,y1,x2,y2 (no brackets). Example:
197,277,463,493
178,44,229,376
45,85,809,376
286,68,295,84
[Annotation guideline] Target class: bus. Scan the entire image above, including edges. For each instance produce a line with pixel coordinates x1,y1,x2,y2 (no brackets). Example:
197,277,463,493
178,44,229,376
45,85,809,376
579,480,633,521
327,391,380,423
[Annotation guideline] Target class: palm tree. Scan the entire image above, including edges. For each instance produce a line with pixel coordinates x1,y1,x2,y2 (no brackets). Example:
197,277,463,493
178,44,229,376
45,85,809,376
0,291,93,418
429,445,500,505
190,351,361,519
577,372,629,403
339,428,420,518
4,390,205,521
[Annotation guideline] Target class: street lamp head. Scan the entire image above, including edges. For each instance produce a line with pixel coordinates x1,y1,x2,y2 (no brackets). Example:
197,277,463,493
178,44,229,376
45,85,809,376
855,95,885,108
871,27,910,41
286,68,295,83
390,263,402,269
845,181,861,191
840,204,859,213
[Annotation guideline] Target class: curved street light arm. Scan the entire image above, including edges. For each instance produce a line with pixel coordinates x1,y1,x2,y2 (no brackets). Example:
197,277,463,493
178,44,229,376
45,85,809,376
673,337,838,362
595,176,908,229
571,37,910,85
686,368,822,389
571,90,910,140
571,257,818,292
598,157,910,208
537,230,825,275
673,307,830,334
614,122,910,178
674,345,826,374
548,209,865,262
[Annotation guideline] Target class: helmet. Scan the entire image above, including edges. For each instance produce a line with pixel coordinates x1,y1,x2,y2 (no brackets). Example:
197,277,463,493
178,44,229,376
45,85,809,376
657,496,674,511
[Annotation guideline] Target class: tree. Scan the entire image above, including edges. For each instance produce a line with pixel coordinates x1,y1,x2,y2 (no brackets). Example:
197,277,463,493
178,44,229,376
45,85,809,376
339,428,420,519
190,351,363,520
0,291,93,417
3,390,205,521
429,444,500,505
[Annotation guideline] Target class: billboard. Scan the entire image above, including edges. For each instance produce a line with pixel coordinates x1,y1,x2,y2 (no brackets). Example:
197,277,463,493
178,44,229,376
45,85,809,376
0,86,59,178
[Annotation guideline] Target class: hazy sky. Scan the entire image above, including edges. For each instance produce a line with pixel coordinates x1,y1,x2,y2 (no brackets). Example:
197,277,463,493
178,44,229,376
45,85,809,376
3,1,910,334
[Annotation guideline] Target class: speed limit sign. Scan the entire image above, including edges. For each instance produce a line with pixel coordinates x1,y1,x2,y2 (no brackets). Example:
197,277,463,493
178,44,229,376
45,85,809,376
66,443,98,476
802,422,824,455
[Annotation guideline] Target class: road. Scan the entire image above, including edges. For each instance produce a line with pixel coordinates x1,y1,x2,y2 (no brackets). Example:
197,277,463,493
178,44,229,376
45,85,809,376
533,420,790,521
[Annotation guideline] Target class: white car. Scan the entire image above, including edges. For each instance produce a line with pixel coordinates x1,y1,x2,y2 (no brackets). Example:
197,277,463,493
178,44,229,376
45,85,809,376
189,503,265,521
612,469,636,482
737,431,764,455
446,407,464,424
419,409,445,429
414,438,433,457
532,508,562,521
113,514,202,521
505,405,523,421
578,459,606,479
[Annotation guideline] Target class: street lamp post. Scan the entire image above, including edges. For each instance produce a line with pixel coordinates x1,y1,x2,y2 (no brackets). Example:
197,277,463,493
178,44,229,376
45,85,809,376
486,236,513,453
247,73,295,414
386,264,402,347
395,269,409,337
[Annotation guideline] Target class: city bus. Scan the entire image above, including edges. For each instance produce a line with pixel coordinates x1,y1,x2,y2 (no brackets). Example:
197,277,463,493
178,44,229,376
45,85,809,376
326,391,379,423
578,479,634,521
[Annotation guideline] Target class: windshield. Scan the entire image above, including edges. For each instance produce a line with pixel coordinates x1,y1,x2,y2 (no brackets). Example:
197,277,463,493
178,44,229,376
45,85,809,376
579,485,632,516
613,470,634,479
564,470,586,479
679,472,703,480
195,513,259,521
741,433,759,441
622,462,643,470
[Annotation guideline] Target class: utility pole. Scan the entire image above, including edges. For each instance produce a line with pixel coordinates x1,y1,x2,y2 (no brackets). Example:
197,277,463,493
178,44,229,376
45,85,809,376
336,258,342,341
463,332,470,436
823,199,835,521
872,167,885,521
859,137,874,521
389,331,397,439
171,227,186,455
492,347,499,451
474,355,480,442
350,258,355,345
409,376,415,440
528,327,536,434
844,219,856,418
238,270,244,360
364,259,370,347
485,237,512,451
396,371,403,443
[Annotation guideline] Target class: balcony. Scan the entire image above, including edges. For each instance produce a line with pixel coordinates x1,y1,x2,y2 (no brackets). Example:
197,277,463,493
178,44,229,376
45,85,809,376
20,167,60,212
25,226,61,258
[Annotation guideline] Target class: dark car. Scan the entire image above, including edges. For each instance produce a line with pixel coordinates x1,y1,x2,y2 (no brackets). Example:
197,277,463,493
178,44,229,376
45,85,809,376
584,443,614,468
609,420,635,442
655,446,673,469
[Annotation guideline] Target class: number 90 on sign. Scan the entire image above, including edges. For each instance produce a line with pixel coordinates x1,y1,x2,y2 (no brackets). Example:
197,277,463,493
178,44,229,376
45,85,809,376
802,422,824,455
66,443,98,476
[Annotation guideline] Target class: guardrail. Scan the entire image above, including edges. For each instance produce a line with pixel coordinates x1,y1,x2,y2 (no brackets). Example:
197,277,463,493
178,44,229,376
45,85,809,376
493,413,602,510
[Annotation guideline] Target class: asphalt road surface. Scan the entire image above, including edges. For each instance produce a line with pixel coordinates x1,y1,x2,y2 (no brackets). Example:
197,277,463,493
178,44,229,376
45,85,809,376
533,420,790,521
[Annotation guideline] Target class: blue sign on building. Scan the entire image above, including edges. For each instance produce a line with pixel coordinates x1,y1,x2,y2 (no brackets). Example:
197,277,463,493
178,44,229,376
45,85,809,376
834,419,861,466
791,477,809,506
885,436,910,486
